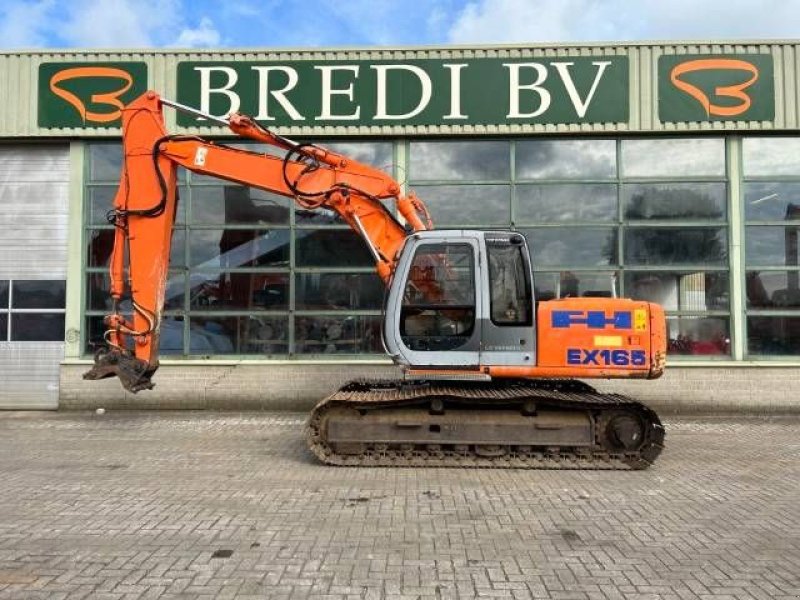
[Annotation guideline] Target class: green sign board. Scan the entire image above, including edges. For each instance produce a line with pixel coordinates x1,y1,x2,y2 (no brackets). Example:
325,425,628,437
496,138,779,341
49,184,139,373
38,62,148,128
175,57,629,128
659,54,774,122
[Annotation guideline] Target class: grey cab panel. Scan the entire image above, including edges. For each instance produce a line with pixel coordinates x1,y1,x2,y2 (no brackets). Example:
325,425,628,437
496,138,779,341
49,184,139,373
383,230,536,368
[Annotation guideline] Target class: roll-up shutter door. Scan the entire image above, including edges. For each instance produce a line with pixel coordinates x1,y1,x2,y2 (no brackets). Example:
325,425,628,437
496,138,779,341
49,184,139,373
0,145,69,409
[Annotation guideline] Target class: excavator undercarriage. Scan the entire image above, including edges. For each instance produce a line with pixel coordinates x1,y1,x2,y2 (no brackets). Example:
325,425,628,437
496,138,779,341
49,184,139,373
307,379,664,469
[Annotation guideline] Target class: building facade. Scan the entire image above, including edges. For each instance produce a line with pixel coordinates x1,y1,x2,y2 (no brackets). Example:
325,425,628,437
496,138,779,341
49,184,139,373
1,42,799,411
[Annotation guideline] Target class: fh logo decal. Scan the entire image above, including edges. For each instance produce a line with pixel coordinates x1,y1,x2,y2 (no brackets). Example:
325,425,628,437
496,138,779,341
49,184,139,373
49,67,134,124
670,58,758,117
551,310,632,330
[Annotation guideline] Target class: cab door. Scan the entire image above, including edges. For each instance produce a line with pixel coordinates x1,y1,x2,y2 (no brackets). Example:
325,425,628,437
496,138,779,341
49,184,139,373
383,232,481,367
479,233,536,366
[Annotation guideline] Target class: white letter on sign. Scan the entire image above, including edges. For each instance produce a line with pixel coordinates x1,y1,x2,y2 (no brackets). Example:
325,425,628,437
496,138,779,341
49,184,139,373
315,65,360,120
504,63,550,118
443,63,468,120
195,66,240,119
372,65,432,120
552,61,611,118
252,66,304,121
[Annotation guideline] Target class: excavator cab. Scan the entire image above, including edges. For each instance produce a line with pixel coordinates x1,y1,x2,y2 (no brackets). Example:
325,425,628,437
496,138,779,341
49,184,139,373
384,230,535,370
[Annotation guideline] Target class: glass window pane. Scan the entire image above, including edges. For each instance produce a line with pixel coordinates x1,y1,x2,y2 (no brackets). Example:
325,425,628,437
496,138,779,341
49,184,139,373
410,141,509,181
296,272,384,311
89,144,122,181
89,144,186,182
744,182,800,221
516,184,616,223
87,272,184,311
748,316,800,355
413,185,510,226
743,138,800,176
191,186,290,226
323,141,393,169
295,315,382,354
622,139,725,177
522,227,617,268
295,229,374,268
12,280,65,309
623,183,726,220
624,227,727,266
533,271,617,301
0,314,6,340
516,140,616,179
0,280,8,307
745,225,800,267
625,271,729,311
88,186,187,226
188,315,288,355
667,316,730,356
189,229,289,269
746,271,800,308
11,313,65,342
85,315,183,355
189,272,289,311
88,228,186,269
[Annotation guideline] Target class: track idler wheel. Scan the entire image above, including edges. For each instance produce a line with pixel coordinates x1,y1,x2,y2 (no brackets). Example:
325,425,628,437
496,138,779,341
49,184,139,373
601,411,646,451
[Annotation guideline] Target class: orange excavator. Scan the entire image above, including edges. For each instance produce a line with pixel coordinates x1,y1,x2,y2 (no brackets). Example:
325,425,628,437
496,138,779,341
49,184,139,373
85,91,667,469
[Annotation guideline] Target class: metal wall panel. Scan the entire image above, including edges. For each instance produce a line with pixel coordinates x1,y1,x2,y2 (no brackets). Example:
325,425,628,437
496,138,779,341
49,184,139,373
0,343,62,409
0,145,69,279
2,42,800,138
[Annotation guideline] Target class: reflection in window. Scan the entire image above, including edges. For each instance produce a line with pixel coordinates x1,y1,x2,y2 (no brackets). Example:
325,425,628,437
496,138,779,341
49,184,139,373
667,316,729,356
190,229,290,268
88,185,187,225
191,186,290,225
188,315,288,354
745,225,800,267
295,315,382,354
88,228,186,268
295,272,383,311
625,228,727,266
516,184,616,223
746,271,800,308
534,271,617,301
522,227,617,268
410,141,509,181
622,138,725,177
748,316,800,355
516,139,616,179
12,280,66,309
189,272,289,311
295,230,374,268
625,272,729,311
743,138,800,176
623,183,726,220
413,185,510,226
744,182,800,221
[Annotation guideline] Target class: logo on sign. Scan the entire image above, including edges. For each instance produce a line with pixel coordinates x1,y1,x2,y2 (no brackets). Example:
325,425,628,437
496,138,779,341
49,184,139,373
670,58,758,117
658,54,774,122
551,310,632,330
38,62,148,128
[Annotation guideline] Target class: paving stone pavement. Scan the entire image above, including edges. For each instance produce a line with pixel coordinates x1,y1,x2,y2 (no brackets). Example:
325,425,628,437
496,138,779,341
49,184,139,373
0,411,797,600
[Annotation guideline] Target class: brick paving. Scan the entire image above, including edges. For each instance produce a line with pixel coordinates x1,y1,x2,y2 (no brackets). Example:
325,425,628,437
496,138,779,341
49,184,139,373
0,411,797,599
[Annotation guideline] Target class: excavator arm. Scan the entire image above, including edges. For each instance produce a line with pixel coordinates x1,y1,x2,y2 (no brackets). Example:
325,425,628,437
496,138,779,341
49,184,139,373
84,91,432,392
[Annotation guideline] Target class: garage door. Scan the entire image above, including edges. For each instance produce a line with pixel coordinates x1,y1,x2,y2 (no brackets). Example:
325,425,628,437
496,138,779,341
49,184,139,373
0,145,69,409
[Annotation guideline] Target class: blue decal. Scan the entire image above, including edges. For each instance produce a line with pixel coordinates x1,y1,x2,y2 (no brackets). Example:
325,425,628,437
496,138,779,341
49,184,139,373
552,310,632,329
566,348,648,366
